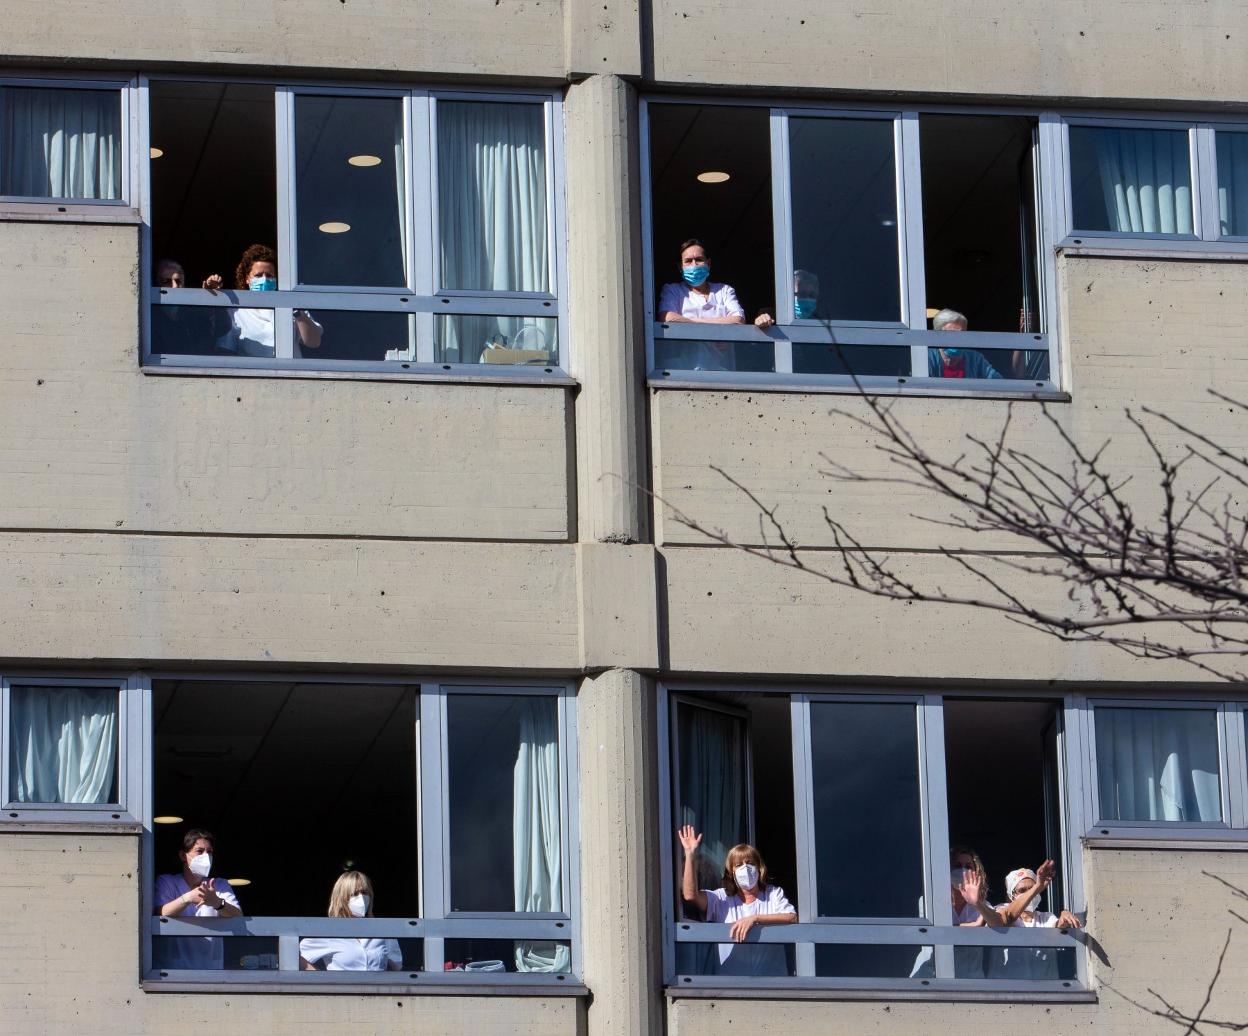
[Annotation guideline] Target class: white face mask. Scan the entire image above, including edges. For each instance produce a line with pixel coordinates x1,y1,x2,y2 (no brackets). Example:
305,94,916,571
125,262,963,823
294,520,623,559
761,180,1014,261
348,893,369,918
188,852,212,879
734,863,759,891
950,867,968,887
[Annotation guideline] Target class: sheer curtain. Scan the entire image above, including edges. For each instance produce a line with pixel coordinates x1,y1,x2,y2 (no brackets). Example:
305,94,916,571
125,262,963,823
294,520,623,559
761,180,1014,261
1090,127,1192,234
436,101,548,362
513,697,569,973
2,87,121,199
1095,708,1221,822
676,703,749,974
1217,132,1248,237
9,686,118,803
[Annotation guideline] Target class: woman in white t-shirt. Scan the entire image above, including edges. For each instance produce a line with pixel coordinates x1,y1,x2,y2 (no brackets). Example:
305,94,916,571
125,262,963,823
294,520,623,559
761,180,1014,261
298,870,403,972
677,824,797,976
988,862,1082,981
203,243,323,358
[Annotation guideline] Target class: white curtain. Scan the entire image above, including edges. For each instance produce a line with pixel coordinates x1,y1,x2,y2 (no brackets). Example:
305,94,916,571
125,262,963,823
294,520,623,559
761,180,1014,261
3,87,121,199
513,697,569,973
1091,127,1192,234
1095,708,1221,822
9,686,117,803
436,101,548,362
1217,132,1248,237
676,703,748,974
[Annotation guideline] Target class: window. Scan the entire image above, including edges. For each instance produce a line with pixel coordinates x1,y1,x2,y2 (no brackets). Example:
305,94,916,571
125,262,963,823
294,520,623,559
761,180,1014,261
146,677,578,987
643,100,1058,391
0,78,132,211
144,81,565,379
1,676,141,822
660,686,1087,992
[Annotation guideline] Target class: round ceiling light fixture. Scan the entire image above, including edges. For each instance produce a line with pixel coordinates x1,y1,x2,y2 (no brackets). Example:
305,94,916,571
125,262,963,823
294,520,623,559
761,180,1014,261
696,170,730,184
347,154,382,167
318,221,351,234
149,147,164,159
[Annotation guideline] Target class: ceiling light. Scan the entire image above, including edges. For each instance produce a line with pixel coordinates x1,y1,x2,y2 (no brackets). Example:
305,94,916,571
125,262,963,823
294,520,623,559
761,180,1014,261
347,154,382,167
318,221,351,234
696,170,730,184
149,147,164,159
153,815,183,825
926,307,940,319
226,877,252,887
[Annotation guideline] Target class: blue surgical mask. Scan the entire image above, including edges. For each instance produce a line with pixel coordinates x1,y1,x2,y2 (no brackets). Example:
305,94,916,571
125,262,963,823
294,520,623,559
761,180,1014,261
943,348,962,358
794,297,817,319
249,275,276,292
681,265,710,287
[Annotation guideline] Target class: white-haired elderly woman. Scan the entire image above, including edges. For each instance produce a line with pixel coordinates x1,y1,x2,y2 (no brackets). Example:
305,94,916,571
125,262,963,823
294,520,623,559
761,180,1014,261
987,859,1083,981
927,307,1002,380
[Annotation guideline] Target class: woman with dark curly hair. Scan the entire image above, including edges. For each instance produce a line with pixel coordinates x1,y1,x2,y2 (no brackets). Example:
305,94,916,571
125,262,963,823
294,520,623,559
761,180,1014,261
204,243,322,356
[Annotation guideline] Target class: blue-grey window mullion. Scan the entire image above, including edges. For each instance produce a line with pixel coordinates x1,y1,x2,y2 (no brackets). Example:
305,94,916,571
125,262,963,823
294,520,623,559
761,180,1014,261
139,673,156,978
411,91,435,363
0,679,11,808
1038,114,1067,388
1218,703,1236,826
790,693,816,977
548,97,568,371
657,685,678,983
1197,124,1223,241
770,110,794,373
418,683,447,970
558,687,581,977
1228,704,1248,830
137,76,154,365
638,99,658,376
919,694,953,979
1058,695,1091,989
273,87,297,361
898,112,927,377
1188,125,1206,241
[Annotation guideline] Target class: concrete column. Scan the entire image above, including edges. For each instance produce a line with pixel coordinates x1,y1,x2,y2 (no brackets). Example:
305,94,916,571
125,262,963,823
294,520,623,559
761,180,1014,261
565,73,650,545
578,668,663,1036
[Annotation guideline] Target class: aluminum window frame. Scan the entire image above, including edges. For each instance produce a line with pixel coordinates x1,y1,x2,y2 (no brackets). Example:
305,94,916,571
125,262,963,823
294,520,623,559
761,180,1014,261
0,73,139,219
641,95,1065,397
0,673,144,824
657,682,1090,997
142,672,581,992
139,76,568,382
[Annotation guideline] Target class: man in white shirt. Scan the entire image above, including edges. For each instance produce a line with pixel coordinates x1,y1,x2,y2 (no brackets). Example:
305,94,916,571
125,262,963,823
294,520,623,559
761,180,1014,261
154,828,242,970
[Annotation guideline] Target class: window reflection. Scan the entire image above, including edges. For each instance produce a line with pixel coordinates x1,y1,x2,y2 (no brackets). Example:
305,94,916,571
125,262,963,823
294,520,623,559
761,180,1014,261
1069,126,1193,235
434,314,557,365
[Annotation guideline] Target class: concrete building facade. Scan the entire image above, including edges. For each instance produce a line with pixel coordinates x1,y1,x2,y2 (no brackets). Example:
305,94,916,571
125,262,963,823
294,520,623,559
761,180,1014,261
3,2,1248,1033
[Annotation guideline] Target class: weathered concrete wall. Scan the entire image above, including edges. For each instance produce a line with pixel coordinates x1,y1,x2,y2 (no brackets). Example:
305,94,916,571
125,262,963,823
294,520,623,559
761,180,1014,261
654,254,1248,555
668,847,1248,1036
0,222,571,542
648,1,1248,102
0,832,582,1036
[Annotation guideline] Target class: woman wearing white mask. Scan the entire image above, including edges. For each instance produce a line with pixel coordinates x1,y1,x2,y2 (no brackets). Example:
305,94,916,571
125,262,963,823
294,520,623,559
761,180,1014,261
677,825,796,976
298,870,402,972
154,828,242,970
987,862,1082,981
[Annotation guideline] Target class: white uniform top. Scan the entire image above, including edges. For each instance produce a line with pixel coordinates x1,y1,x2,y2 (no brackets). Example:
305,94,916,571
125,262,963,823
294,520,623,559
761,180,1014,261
702,884,794,976
987,908,1061,981
153,873,242,970
299,936,402,971
659,281,745,322
217,308,323,358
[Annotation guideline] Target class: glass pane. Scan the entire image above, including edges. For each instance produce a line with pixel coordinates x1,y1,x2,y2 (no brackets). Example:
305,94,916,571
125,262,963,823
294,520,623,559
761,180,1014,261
809,702,924,917
298,310,413,362
792,343,910,377
295,95,406,287
154,933,278,972
8,685,118,804
1069,126,1193,235
444,938,571,974
1095,707,1221,822
434,314,557,366
788,116,900,322
1217,131,1248,237
447,694,562,913
927,344,1050,381
819,944,931,979
654,339,773,373
437,101,549,293
676,939,793,977
986,944,1078,982
1,86,122,200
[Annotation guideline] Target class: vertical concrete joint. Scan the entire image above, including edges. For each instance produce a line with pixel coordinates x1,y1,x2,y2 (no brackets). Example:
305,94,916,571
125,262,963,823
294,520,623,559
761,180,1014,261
565,73,649,546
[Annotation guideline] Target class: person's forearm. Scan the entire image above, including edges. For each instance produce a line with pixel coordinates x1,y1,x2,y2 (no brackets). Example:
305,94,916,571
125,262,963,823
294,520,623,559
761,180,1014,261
159,895,189,917
755,912,797,926
682,852,698,902
697,315,746,324
970,900,1005,927
215,902,241,918
1001,883,1046,923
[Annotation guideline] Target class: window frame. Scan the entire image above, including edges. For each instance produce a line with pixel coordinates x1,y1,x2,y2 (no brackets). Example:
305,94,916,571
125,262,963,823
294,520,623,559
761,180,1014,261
1076,693,1248,841
657,682,1092,998
0,73,139,220
138,74,570,384
141,671,582,993
640,95,1065,398
0,673,144,825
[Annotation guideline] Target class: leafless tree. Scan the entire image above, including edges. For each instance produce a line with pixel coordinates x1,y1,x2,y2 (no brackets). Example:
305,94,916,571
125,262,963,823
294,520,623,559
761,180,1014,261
662,383,1248,683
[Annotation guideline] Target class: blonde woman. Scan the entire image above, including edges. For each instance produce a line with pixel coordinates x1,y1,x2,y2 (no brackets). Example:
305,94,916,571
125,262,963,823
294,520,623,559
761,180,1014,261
298,871,402,971
678,825,796,976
